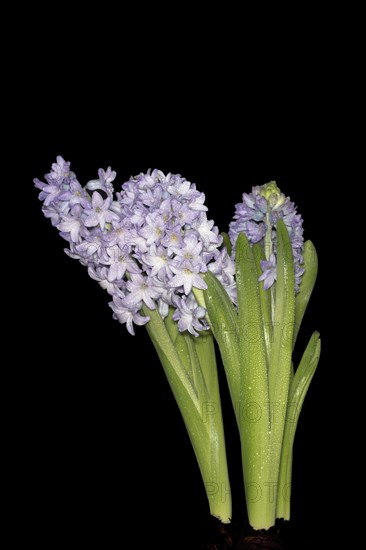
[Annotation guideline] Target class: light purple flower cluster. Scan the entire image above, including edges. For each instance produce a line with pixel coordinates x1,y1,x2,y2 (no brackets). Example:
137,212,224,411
35,156,232,335
229,181,304,292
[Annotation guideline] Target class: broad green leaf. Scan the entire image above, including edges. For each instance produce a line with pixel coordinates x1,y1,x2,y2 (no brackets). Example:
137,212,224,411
182,331,209,404
252,242,273,361
196,271,241,410
221,231,232,256
235,233,273,528
143,306,199,407
235,233,269,412
193,330,218,398
164,307,209,403
164,308,194,380
277,331,321,519
294,240,318,347
143,305,232,522
267,220,295,506
269,220,295,406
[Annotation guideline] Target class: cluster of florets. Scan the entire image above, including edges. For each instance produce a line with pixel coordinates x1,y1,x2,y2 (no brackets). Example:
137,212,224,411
34,157,234,335
35,159,305,334
229,181,304,292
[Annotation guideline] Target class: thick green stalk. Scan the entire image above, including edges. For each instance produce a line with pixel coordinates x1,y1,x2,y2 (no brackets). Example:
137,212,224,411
143,306,232,522
277,332,321,518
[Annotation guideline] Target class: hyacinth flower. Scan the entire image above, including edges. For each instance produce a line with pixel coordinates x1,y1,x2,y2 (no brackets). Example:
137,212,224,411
34,157,232,526
35,159,321,548
194,182,321,533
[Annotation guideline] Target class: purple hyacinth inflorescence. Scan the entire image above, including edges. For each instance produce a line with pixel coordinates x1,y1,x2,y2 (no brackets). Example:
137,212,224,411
229,181,305,292
35,157,232,335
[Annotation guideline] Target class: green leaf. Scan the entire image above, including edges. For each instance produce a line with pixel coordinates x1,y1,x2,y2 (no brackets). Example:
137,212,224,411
252,242,273,362
195,272,241,410
142,306,199,408
144,305,233,522
192,331,218,398
182,332,210,404
163,307,211,403
276,331,321,519
235,233,274,529
266,220,295,512
235,233,269,413
221,231,232,256
269,220,295,406
294,240,318,347
163,306,179,342
289,332,321,424
164,308,194,380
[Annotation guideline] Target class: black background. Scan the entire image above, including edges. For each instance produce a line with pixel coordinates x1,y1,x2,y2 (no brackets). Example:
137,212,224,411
15,10,347,548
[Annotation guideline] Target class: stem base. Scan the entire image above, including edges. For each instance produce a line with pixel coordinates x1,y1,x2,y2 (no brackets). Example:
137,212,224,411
199,514,233,550
233,520,289,550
